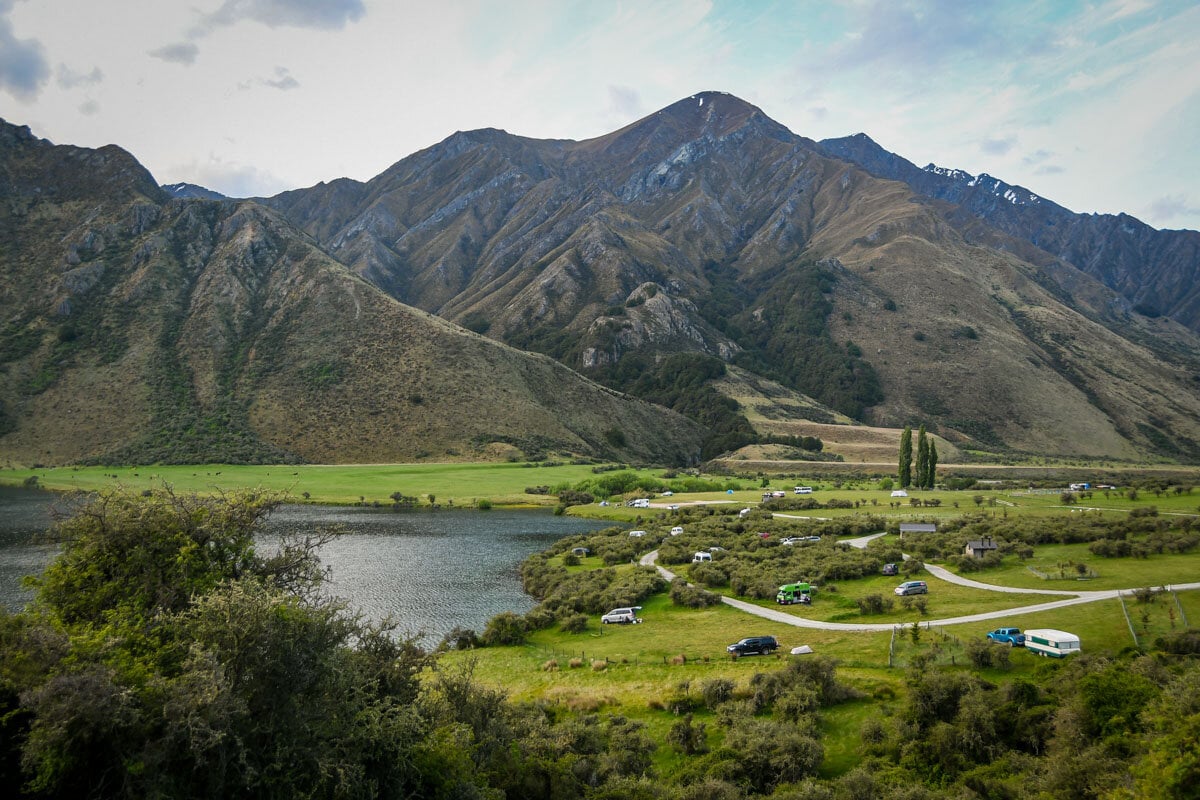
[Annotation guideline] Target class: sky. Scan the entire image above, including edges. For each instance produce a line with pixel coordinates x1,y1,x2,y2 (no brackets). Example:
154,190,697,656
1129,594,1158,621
2,0,1198,231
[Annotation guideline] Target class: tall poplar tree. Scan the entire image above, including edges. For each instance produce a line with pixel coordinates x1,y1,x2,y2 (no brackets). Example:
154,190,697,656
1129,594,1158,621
915,425,929,490
898,426,912,488
927,440,938,488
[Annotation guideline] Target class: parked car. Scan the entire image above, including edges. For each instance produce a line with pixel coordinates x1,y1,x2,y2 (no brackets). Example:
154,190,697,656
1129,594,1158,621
628,530,646,537
670,526,684,536
794,486,813,494
882,563,899,576
986,627,1026,646
894,580,928,596
727,636,779,656
601,607,641,624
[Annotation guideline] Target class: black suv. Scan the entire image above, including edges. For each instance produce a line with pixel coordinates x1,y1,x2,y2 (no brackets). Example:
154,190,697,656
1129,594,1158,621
727,636,779,656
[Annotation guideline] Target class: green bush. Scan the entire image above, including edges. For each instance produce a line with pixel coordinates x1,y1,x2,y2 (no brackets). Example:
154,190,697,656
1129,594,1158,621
480,611,527,646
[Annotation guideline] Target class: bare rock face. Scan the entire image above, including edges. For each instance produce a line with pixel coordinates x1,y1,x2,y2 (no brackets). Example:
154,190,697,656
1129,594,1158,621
582,284,737,368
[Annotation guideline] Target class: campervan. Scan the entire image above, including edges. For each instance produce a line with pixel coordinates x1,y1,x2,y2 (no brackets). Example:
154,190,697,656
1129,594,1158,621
1024,629,1080,658
692,551,712,563
776,583,812,605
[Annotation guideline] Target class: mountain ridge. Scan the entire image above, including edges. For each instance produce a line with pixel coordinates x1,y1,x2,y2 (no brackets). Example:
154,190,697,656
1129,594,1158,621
0,118,705,467
4,94,1200,465
262,92,1200,460
817,132,1200,333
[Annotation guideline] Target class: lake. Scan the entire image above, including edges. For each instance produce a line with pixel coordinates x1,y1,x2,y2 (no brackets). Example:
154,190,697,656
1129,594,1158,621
0,486,610,644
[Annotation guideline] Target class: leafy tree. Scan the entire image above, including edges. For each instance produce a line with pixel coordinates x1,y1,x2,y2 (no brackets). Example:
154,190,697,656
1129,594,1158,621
899,426,913,488
2,488,463,799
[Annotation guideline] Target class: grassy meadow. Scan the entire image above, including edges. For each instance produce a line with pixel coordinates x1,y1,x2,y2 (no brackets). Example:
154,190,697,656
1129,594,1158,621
0,462,648,506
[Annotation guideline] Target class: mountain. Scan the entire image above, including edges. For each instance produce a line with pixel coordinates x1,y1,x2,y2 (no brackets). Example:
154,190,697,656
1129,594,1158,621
162,182,229,200
263,92,1200,461
0,119,704,467
817,133,1200,334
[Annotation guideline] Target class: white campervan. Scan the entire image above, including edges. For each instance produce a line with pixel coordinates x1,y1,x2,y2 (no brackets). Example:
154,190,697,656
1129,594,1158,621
1023,629,1080,658
692,551,712,563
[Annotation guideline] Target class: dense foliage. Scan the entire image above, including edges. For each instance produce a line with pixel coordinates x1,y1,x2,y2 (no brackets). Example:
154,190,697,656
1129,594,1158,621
5,490,1200,799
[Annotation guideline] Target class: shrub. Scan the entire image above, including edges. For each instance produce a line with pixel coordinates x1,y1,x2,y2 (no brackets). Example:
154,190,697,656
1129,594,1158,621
557,489,594,507
480,611,527,646
700,678,735,709
670,578,723,608
666,714,709,755
856,594,894,615
560,613,589,633
965,639,995,668
438,626,479,651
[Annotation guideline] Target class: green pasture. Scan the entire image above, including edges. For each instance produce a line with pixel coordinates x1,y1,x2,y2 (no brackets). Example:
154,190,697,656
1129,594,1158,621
0,462,657,506
940,541,1200,591
6,463,1197,523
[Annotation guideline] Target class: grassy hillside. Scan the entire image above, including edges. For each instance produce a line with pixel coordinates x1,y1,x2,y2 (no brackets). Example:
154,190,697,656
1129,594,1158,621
0,123,705,468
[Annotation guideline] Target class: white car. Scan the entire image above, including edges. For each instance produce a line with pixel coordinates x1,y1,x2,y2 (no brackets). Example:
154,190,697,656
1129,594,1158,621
601,607,641,624
662,490,674,496
670,526,684,536
628,530,646,537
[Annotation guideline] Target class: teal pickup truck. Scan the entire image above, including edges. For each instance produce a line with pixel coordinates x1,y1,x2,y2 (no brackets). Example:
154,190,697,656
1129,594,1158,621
986,627,1026,646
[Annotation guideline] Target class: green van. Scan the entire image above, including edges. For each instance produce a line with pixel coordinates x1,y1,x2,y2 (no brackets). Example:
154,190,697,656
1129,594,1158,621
776,583,812,605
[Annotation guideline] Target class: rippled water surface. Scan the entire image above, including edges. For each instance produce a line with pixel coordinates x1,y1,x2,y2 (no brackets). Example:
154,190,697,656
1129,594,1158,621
0,487,609,643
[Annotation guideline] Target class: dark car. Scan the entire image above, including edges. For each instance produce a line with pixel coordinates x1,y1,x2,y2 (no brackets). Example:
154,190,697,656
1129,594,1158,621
727,636,779,656
882,563,899,576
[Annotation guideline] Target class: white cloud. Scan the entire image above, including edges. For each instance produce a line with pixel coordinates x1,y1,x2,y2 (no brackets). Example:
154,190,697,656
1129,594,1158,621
167,154,289,198
979,135,1018,156
55,64,103,89
149,41,199,65
262,65,298,91
0,0,49,101
1147,193,1200,227
199,0,365,33
606,85,642,119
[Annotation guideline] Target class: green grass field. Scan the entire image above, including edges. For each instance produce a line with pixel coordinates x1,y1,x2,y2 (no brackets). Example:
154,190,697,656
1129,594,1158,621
0,462,657,507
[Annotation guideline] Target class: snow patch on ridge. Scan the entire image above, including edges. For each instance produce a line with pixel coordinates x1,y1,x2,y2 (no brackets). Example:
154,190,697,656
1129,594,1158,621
923,163,1042,206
